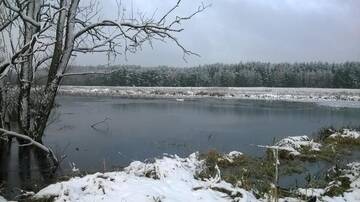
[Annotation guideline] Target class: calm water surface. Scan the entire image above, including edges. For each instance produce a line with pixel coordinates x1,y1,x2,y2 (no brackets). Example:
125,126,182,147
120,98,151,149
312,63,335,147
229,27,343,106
1,96,360,198
44,96,360,169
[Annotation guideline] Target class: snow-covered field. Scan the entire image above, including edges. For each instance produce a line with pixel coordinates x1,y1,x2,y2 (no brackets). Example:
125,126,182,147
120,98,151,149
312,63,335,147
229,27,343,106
59,86,360,107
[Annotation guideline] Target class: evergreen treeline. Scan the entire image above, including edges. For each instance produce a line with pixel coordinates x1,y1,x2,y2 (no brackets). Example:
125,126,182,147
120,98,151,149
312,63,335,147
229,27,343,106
62,62,360,88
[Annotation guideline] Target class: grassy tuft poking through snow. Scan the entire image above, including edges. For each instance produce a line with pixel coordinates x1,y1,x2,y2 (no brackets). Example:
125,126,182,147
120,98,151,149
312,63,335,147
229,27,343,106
326,129,360,145
273,136,322,160
291,162,360,201
198,150,276,198
268,128,360,162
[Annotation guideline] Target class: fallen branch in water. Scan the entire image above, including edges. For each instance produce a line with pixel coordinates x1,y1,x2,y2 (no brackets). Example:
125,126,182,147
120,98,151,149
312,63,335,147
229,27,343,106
0,128,59,166
91,117,111,129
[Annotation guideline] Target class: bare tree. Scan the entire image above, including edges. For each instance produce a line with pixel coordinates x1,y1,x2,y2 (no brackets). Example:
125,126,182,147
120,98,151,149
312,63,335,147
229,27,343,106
0,6,7,131
0,0,207,160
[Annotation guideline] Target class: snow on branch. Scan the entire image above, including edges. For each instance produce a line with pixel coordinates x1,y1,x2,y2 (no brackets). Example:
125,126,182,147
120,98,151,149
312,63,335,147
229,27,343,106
2,0,41,29
72,0,210,59
0,128,59,166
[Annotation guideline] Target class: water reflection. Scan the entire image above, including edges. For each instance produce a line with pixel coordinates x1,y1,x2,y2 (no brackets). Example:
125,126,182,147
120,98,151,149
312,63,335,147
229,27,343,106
0,141,57,199
18,147,31,190
0,141,11,185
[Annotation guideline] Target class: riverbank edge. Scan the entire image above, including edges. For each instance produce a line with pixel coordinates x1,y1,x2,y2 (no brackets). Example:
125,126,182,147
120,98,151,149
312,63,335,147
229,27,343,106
58,86,360,104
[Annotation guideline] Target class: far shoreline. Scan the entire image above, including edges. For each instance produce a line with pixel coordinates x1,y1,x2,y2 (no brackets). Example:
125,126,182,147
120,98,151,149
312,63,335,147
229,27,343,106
57,86,360,108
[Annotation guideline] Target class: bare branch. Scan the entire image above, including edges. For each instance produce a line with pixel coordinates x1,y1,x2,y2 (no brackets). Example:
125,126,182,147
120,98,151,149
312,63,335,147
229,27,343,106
3,0,41,29
0,127,58,166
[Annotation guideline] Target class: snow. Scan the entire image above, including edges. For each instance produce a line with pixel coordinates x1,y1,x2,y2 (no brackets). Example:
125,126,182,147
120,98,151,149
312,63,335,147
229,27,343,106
34,153,258,202
222,151,243,163
215,151,244,164
329,129,360,139
297,188,325,197
227,151,243,158
16,150,360,202
289,162,360,202
70,162,80,172
274,136,321,156
323,162,360,202
279,197,304,202
0,196,6,202
58,86,360,108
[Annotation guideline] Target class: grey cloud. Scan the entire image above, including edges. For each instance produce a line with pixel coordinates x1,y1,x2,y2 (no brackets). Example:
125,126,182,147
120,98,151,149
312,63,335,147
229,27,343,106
75,0,360,67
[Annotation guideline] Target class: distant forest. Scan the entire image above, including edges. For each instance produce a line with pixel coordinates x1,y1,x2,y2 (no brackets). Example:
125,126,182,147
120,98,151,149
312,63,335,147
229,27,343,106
61,62,360,88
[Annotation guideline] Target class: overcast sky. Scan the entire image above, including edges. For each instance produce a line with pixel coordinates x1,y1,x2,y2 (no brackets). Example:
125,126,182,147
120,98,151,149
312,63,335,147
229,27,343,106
75,0,360,67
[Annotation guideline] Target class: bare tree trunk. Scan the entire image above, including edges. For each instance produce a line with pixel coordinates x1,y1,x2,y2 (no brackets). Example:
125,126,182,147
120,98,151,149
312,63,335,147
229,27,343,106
46,0,67,86
18,0,40,136
32,78,60,141
0,79,4,129
32,0,80,140
31,0,69,139
0,33,5,131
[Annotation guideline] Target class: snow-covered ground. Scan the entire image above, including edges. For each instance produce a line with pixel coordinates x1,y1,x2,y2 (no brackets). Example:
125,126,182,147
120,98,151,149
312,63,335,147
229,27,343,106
0,147,357,202
33,153,258,202
0,196,6,202
29,152,360,202
298,162,360,202
59,86,360,107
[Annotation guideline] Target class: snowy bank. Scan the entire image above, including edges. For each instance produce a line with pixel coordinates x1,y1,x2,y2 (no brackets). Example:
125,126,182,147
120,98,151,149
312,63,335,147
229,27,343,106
329,129,360,140
0,196,6,202
322,162,360,201
33,153,258,202
19,150,360,202
324,129,360,145
274,136,321,158
58,86,360,107
295,162,360,202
